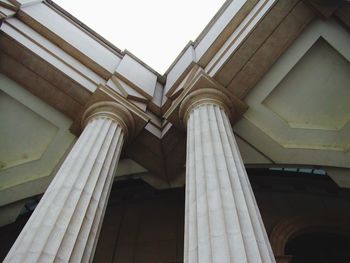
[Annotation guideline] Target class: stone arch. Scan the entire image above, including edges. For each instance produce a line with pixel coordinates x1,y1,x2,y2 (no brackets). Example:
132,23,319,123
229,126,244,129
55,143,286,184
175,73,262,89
270,215,350,260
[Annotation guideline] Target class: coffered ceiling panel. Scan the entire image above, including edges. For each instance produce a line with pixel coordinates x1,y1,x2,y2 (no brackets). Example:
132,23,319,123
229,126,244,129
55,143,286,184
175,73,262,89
234,18,350,168
0,73,76,206
0,91,58,169
263,38,350,132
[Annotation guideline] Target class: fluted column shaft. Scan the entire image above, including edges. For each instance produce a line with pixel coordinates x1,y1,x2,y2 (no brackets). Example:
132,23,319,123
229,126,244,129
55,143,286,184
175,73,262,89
4,102,131,263
184,102,275,263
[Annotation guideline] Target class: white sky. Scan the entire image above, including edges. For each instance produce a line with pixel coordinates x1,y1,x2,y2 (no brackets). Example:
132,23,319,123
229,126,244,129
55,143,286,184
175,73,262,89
55,0,226,74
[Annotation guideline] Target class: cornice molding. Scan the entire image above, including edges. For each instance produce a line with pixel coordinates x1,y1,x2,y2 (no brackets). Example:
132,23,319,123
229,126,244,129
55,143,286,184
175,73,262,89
0,0,17,11
0,0,18,20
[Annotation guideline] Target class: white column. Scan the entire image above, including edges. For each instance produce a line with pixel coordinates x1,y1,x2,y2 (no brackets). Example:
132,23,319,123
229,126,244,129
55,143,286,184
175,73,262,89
181,89,275,263
4,102,134,263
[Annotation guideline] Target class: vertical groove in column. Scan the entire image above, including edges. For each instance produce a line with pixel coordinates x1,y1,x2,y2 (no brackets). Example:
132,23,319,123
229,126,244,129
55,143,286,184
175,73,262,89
195,107,212,262
216,106,263,262
201,105,230,262
81,126,124,263
183,109,191,263
211,105,247,262
55,120,119,262
39,119,112,263
4,117,125,263
13,119,106,263
222,112,274,262
5,120,98,262
184,103,275,263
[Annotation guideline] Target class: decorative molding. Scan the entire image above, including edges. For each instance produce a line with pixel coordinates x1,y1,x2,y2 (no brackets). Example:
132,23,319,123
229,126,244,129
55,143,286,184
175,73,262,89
7,0,42,8
0,0,18,20
108,75,149,103
223,1,315,99
205,0,276,77
0,1,17,11
168,64,200,101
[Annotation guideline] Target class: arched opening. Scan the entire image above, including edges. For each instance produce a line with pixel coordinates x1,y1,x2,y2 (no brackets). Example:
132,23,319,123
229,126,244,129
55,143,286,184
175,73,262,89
285,231,350,263
269,216,350,263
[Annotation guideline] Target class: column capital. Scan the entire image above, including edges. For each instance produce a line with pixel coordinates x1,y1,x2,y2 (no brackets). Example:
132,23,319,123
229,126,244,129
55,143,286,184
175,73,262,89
179,88,233,128
70,85,151,139
82,101,135,139
164,71,247,130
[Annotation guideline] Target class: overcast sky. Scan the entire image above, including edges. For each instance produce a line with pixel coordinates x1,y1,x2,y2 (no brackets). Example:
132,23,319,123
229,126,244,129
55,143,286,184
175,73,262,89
55,0,226,74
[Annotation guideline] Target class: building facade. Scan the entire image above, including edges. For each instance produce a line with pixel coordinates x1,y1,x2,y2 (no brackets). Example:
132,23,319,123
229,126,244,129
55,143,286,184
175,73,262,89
0,0,350,262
